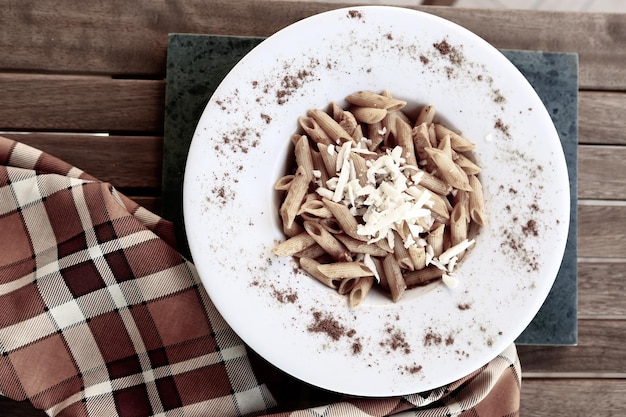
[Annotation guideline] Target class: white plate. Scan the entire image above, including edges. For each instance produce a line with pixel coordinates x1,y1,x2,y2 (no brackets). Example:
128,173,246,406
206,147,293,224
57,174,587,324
183,6,569,396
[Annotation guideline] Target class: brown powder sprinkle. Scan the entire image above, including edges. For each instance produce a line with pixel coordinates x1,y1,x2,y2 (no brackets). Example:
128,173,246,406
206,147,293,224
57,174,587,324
271,286,298,304
522,219,539,237
347,10,363,19
424,330,443,347
494,118,511,138
260,113,272,124
433,39,453,55
405,365,423,374
433,39,464,65
380,326,411,355
308,310,353,341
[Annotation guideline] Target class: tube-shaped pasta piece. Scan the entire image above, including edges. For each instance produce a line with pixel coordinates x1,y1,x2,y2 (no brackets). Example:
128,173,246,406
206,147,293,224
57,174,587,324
316,143,338,178
317,261,374,279
408,245,427,270
337,277,360,295
345,91,407,111
367,120,387,150
294,243,327,259
311,149,330,185
272,232,317,256
274,175,294,191
392,231,414,271
352,106,387,124
395,117,418,167
308,108,353,143
427,222,445,257
332,102,356,129
424,147,472,191
418,171,453,196
319,218,343,234
279,165,311,230
349,152,369,186
299,257,340,289
382,111,398,148
322,198,367,241
382,254,406,302
335,234,390,256
437,133,452,157
450,202,468,248
404,265,443,287
294,135,314,175
297,197,333,219
428,122,438,148
434,124,476,151
415,104,436,126
298,116,332,145
283,219,304,238
411,122,433,164
468,175,486,226
455,153,481,175
303,220,352,262
349,276,375,307
452,190,470,223
351,124,364,142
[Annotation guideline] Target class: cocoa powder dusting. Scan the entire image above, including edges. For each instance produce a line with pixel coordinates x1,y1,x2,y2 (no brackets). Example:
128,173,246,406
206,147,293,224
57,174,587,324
308,310,352,341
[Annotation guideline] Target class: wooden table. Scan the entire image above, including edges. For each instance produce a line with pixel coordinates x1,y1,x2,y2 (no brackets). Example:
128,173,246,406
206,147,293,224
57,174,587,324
2,1,625,415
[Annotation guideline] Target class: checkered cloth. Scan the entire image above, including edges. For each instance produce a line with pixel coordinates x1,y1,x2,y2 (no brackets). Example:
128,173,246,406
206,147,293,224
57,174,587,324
0,136,521,417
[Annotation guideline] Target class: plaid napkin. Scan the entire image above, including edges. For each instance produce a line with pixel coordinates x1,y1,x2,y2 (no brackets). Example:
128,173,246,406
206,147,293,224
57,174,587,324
0,136,521,417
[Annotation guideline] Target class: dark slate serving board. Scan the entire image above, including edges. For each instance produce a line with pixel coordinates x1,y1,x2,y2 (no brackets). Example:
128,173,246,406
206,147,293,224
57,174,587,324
162,34,578,346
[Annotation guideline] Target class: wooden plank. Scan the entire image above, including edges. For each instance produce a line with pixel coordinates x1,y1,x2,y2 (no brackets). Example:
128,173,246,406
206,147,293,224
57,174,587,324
518,320,626,373
579,261,626,318
0,74,165,133
579,91,626,145
0,1,624,89
0,78,622,148
579,145,626,200
579,204,626,258
1,133,163,190
521,379,626,416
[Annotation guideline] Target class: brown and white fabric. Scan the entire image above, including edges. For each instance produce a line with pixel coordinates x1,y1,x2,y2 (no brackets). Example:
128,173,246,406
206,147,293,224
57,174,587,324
0,135,521,416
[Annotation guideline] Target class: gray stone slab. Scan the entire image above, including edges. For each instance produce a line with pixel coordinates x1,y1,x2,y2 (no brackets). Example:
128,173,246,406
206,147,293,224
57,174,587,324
163,34,578,345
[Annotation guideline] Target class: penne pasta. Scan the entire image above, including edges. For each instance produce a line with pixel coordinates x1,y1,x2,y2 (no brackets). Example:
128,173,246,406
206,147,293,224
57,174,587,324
317,261,374,279
272,91,486,306
468,174,487,226
395,117,418,167
404,265,443,287
382,254,406,303
434,124,476,152
279,165,311,230
348,276,375,307
299,257,340,289
335,234,390,256
346,90,407,111
415,104,436,126
272,232,317,257
351,106,388,124
308,108,353,143
298,116,332,145
303,220,352,262
424,147,472,191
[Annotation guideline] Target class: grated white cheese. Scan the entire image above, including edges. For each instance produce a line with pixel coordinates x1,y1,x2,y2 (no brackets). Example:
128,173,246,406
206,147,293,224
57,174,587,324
363,254,380,283
442,273,459,289
315,141,476,274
